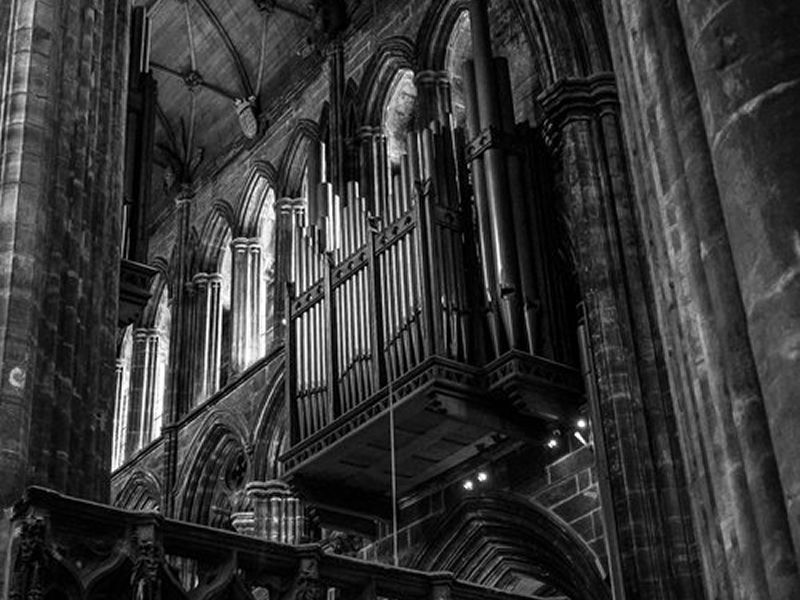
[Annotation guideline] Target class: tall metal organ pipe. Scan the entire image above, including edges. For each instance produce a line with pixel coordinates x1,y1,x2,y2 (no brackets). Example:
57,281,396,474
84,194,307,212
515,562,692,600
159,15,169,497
466,0,524,350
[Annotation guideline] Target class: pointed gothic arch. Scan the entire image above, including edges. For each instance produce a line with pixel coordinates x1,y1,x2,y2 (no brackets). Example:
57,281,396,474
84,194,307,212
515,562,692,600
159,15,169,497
410,493,611,600
194,201,236,274
416,0,470,73
177,421,250,528
236,160,279,238
358,36,418,126
251,354,289,481
113,470,162,512
276,119,320,198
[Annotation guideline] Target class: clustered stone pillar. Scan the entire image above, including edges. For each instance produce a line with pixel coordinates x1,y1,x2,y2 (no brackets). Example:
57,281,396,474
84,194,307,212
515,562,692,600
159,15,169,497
231,238,265,372
112,359,127,469
0,0,129,500
163,190,195,517
189,272,223,403
230,481,306,544
675,0,800,564
125,329,160,458
0,0,130,587
602,0,800,598
274,198,302,341
540,76,704,599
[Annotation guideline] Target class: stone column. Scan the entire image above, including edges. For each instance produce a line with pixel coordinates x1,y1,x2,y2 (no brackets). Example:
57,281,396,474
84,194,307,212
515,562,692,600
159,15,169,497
231,238,249,373
0,0,130,587
245,481,305,544
540,75,703,599
203,273,224,398
602,1,800,598
231,238,264,372
112,359,127,470
164,189,195,517
125,328,159,457
675,0,800,564
248,240,264,362
191,273,209,401
141,331,160,445
125,329,150,458
274,198,301,342
414,71,451,128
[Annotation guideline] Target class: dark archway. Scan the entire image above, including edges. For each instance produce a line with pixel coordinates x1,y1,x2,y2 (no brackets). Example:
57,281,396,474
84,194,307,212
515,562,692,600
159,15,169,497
113,470,161,512
410,493,610,600
178,423,249,529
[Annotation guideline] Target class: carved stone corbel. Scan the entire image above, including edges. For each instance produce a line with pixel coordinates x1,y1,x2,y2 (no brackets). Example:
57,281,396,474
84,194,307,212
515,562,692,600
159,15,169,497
130,530,162,600
282,556,323,600
8,517,47,600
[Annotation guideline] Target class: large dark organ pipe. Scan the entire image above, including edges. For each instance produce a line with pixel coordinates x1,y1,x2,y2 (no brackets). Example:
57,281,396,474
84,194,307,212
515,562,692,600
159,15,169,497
495,57,538,353
462,61,502,356
467,0,524,350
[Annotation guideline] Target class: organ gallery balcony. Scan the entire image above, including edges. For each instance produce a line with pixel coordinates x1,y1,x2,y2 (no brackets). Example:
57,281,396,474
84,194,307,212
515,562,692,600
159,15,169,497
280,118,583,516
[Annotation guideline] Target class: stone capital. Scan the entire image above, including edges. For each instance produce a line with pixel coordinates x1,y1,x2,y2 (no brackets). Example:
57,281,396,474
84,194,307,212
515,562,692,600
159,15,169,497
192,272,210,286
174,184,195,207
275,197,305,214
538,72,618,132
231,237,252,251
414,70,449,87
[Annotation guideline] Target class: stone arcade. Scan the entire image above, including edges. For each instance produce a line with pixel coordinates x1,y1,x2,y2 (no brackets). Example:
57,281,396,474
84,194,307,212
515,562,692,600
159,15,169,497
1,0,799,599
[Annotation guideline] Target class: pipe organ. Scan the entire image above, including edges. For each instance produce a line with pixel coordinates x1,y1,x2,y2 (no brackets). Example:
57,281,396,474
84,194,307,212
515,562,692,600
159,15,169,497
281,0,582,508
287,114,476,442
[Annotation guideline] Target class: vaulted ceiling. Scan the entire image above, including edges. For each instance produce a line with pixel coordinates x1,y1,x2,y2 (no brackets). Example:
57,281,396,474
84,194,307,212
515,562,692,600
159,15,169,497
134,0,327,183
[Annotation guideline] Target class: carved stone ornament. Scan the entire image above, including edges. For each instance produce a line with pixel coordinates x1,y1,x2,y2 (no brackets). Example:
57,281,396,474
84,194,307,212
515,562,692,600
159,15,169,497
130,537,161,600
282,557,322,600
253,0,277,11
235,96,259,139
8,518,47,600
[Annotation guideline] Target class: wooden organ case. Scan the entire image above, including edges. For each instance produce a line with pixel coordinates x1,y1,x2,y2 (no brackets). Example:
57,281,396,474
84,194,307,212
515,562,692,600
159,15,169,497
281,0,584,517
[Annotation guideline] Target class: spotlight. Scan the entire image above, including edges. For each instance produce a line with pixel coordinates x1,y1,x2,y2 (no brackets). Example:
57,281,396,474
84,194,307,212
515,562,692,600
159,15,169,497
576,418,588,430
477,471,488,483
546,438,559,449
574,431,588,446
463,480,474,491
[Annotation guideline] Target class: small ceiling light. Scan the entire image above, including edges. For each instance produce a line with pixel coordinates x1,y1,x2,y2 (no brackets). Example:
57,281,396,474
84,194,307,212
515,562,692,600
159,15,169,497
463,480,474,491
576,418,588,430
477,471,488,483
547,438,559,449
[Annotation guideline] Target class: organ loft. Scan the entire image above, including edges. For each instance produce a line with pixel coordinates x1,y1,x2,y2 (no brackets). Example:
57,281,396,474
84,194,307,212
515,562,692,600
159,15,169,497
1,0,799,599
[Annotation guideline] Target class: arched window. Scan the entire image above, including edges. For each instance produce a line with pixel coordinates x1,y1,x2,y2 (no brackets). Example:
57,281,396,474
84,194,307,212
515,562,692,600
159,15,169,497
383,68,418,168
258,187,277,351
444,10,472,128
111,285,171,469
230,178,276,375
